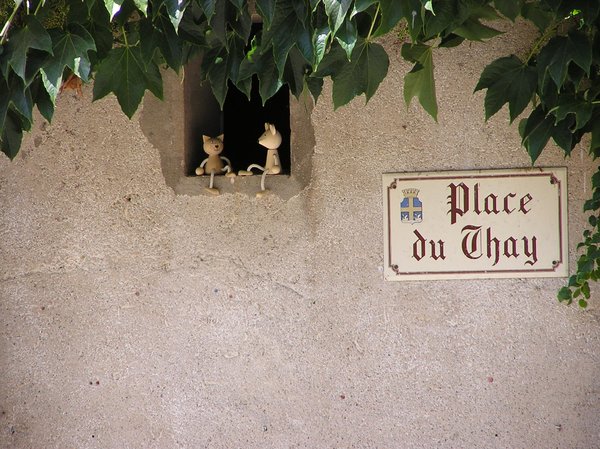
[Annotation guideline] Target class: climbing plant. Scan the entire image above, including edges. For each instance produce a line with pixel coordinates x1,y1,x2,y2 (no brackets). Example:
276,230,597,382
1,0,600,306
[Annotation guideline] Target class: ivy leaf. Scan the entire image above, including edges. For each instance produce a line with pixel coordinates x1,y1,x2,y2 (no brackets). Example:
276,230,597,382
493,0,521,20
352,0,378,16
550,95,593,131
557,286,572,302
313,41,347,78
154,0,187,31
474,55,536,122
198,0,216,20
6,72,32,122
41,26,96,98
104,0,147,18
551,116,575,155
4,16,52,81
104,0,124,19
521,2,552,31
591,120,600,157
255,0,275,28
306,76,323,103
537,31,592,89
207,51,229,108
262,1,312,76
332,38,389,109
284,46,308,98
373,0,406,38
402,43,437,121
1,110,25,160
324,0,352,35
86,1,113,64
313,24,331,67
335,16,357,58
30,77,54,123
453,18,502,41
238,45,282,104
0,78,9,135
520,105,553,163
155,13,184,71
93,45,162,118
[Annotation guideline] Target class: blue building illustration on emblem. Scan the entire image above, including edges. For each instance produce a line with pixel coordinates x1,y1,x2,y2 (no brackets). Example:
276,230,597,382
400,188,423,223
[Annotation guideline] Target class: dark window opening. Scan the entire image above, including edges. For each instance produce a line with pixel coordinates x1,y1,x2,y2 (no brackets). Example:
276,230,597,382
223,78,291,175
183,23,291,177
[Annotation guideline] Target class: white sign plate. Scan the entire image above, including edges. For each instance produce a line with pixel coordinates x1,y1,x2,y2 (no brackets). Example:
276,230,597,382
383,168,568,280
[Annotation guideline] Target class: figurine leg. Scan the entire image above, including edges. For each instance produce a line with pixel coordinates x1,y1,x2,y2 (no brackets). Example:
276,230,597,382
238,164,264,176
256,171,269,198
205,171,219,195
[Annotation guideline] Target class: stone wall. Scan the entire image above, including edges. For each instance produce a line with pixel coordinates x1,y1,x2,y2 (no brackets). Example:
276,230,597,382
1,22,599,449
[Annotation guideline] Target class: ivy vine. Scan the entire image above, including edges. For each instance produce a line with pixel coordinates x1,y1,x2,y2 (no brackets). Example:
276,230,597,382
1,0,600,306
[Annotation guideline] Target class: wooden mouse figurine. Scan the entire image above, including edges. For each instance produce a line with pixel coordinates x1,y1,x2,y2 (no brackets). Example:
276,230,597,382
195,134,235,195
238,123,282,197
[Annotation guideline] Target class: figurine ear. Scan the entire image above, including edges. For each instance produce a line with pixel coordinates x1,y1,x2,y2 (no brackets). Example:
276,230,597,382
264,122,269,131
269,124,276,135
202,135,210,143
217,134,224,142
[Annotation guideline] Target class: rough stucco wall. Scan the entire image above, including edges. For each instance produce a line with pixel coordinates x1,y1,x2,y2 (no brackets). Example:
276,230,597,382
1,22,599,449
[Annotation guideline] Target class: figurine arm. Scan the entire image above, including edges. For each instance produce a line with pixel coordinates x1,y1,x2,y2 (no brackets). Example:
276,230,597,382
269,153,281,174
195,158,209,175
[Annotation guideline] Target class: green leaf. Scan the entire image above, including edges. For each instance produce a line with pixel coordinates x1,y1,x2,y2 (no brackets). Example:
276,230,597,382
521,105,553,163
493,0,521,20
332,39,389,109
334,16,357,58
313,24,331,67
306,76,323,103
262,1,312,76
537,31,592,89
579,298,588,308
591,120,600,156
1,110,24,160
104,0,124,19
92,45,162,118
6,72,32,122
284,46,308,98
438,33,465,48
0,78,9,135
453,18,502,42
521,2,552,30
238,45,283,104
155,13,184,71
133,0,148,15
324,0,352,35
87,1,113,64
352,0,378,16
313,41,347,77
551,95,593,131
403,44,437,121
373,0,406,38
255,0,275,27
474,55,536,122
104,0,147,17
4,16,52,81
30,77,54,123
41,26,96,97
557,286,572,302
206,50,229,108
551,116,574,155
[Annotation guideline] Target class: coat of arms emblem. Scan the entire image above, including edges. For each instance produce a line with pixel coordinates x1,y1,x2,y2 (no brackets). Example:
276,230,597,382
400,188,423,223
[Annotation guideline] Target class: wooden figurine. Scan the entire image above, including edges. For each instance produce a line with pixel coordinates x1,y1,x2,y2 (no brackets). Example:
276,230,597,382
195,134,235,195
238,123,282,197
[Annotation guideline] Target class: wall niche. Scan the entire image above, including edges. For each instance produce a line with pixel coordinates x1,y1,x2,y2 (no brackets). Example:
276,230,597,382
141,49,315,199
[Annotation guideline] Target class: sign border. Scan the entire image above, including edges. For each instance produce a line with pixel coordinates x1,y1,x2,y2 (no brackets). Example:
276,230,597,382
383,168,568,280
